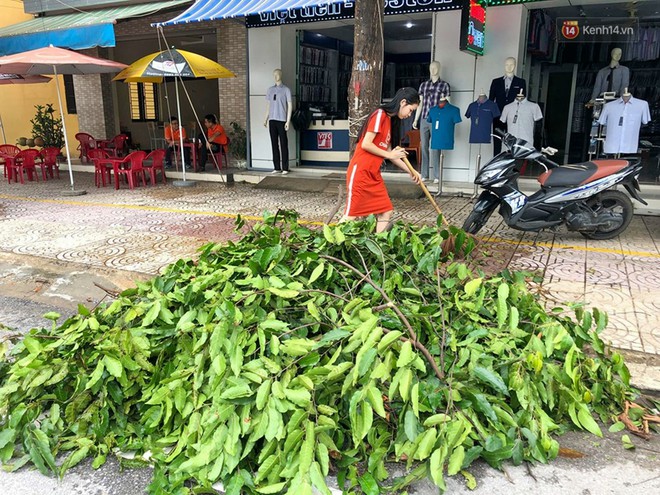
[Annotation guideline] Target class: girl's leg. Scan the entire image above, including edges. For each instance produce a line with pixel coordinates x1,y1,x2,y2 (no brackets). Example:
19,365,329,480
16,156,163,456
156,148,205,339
375,210,393,233
338,214,356,224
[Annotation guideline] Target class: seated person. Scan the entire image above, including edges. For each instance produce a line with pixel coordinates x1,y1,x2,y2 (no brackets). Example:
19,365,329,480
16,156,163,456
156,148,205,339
197,114,228,171
164,116,189,169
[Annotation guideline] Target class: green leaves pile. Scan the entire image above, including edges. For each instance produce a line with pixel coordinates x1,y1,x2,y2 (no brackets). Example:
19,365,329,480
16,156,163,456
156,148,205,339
0,212,634,494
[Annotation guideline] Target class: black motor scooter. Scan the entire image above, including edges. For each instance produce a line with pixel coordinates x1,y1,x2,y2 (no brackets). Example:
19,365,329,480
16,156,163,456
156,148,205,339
463,131,646,240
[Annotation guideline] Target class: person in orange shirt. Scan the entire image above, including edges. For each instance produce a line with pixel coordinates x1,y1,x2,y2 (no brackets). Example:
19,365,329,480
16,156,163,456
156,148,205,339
198,114,228,172
164,116,189,169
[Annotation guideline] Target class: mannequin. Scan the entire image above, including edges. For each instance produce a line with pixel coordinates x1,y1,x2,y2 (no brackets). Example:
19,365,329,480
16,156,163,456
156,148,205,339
499,89,543,146
597,87,650,154
265,69,293,174
413,61,450,181
426,93,462,185
489,57,526,154
465,88,500,144
591,48,630,101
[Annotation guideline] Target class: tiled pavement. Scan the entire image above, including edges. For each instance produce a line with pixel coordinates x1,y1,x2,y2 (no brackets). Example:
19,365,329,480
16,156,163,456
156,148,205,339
0,171,658,356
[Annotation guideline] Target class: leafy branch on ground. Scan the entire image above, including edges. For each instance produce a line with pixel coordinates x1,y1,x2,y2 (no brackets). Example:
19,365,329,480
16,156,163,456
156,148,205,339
0,212,649,494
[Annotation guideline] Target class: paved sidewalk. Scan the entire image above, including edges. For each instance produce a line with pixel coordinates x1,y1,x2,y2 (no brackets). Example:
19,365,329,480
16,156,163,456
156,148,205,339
0,172,658,359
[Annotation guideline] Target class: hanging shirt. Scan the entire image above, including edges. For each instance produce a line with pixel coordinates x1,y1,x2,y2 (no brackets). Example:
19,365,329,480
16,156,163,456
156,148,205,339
418,79,451,120
266,84,292,122
591,64,630,100
465,98,500,144
500,98,543,146
426,103,462,150
598,96,651,154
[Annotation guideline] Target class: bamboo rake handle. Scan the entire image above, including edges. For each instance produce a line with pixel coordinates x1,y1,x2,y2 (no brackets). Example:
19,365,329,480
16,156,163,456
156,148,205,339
401,155,447,223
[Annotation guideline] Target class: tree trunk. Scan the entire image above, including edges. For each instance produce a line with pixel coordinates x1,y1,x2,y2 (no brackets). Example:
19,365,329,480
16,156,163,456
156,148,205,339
348,0,384,152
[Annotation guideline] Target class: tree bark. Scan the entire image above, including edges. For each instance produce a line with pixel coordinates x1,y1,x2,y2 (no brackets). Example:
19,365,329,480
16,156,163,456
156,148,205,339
348,0,384,152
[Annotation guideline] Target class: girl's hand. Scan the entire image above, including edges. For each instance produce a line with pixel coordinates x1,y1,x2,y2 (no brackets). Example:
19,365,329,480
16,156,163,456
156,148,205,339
388,147,407,160
410,170,421,184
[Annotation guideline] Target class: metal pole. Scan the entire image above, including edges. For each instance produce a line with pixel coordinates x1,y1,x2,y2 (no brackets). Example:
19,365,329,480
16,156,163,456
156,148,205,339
0,114,6,144
53,65,76,192
435,150,444,196
175,78,186,180
473,144,482,198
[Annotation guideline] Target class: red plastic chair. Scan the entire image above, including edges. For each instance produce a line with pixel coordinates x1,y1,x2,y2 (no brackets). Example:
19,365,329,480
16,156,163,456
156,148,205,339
7,149,41,184
112,151,147,190
144,149,167,185
102,134,129,158
89,148,111,187
39,147,61,180
211,140,230,171
75,133,97,163
0,144,21,178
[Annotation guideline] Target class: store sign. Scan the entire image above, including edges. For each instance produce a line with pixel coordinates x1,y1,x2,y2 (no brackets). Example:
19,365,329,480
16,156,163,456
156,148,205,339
317,132,333,149
459,0,486,56
246,0,462,28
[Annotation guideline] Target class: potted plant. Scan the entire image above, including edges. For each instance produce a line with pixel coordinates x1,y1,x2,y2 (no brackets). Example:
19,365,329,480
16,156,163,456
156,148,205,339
228,121,247,168
30,103,64,150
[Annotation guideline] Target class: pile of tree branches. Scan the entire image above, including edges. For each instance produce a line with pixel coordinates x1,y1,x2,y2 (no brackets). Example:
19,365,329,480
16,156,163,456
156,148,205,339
0,212,638,494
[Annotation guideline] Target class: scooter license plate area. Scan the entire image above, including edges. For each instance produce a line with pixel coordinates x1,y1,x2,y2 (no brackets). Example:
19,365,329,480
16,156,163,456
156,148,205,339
502,191,527,214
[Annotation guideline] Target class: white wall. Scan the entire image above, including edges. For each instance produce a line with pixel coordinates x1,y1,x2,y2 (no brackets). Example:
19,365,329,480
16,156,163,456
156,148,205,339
248,27,298,171
431,5,527,182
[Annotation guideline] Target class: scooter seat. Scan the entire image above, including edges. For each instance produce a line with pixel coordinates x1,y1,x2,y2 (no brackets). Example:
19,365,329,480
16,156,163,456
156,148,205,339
538,159,629,187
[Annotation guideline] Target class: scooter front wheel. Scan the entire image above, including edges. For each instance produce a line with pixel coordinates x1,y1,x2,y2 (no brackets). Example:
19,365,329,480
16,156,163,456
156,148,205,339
462,209,494,235
580,190,633,240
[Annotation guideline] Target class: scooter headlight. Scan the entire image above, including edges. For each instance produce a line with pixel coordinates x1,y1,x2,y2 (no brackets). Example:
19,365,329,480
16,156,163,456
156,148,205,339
477,168,503,183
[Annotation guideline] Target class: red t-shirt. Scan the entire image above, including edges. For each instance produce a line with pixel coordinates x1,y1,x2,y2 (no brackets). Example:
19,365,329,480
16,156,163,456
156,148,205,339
344,109,393,217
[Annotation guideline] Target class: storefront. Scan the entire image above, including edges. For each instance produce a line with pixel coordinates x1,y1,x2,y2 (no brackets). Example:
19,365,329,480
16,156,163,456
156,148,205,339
523,1,659,185
158,0,657,189
245,0,528,183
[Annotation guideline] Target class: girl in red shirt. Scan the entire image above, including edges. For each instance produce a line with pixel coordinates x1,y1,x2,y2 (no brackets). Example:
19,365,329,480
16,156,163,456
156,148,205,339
341,87,421,232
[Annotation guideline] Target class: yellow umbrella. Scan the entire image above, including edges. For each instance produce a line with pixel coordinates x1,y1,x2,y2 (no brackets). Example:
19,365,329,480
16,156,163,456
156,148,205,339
113,48,235,83
114,48,235,183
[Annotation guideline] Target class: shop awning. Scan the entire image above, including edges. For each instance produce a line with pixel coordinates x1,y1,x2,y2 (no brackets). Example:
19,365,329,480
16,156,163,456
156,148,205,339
156,0,349,27
0,0,191,56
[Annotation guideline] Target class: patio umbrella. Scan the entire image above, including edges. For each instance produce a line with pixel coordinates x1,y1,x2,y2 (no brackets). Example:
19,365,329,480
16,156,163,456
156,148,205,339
113,48,235,185
0,73,51,144
0,46,127,194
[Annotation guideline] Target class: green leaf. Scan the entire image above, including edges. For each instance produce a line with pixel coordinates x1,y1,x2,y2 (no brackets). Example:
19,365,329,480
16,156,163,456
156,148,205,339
103,355,123,378
322,224,335,244
577,406,602,437
621,434,635,449
447,445,465,475
461,470,477,490
464,278,482,297
256,482,287,494
267,287,299,298
608,421,625,433
358,472,380,495
471,366,509,396
85,360,105,389
309,262,325,284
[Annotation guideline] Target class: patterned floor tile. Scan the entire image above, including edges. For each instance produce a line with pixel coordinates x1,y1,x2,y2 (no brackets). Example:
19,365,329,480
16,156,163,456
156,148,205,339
1,171,659,356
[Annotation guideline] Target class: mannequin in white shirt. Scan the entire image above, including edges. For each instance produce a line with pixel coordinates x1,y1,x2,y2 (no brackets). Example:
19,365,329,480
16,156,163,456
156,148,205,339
264,69,293,173
264,69,292,131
